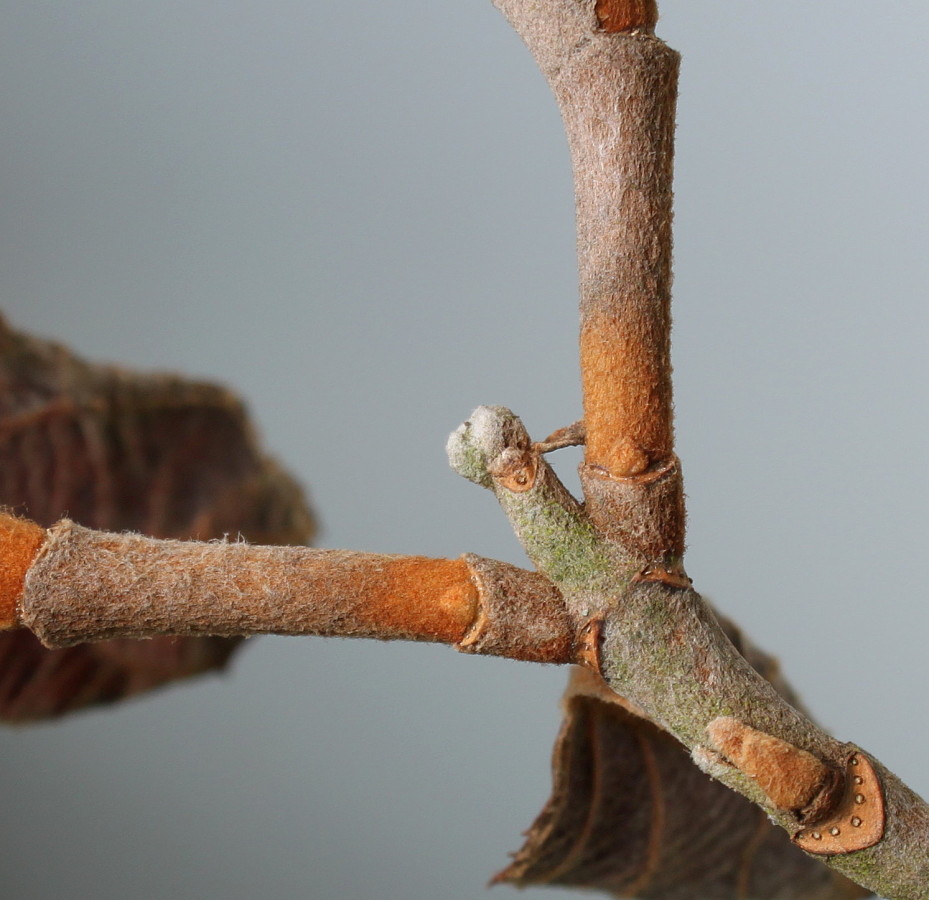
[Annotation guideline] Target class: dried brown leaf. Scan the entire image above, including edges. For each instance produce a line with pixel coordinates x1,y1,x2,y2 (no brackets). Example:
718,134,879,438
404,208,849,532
0,314,314,721
496,668,868,899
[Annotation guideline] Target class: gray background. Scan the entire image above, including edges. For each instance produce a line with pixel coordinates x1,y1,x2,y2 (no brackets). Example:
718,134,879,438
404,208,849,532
0,2,926,898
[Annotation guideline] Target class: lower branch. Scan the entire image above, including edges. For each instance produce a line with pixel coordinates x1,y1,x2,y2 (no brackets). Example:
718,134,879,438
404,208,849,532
0,502,886,895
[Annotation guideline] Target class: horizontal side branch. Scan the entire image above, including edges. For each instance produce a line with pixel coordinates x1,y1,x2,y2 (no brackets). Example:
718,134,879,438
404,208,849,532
6,516,572,665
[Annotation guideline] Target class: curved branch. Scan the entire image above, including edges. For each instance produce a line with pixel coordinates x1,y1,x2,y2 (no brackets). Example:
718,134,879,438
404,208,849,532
495,0,684,570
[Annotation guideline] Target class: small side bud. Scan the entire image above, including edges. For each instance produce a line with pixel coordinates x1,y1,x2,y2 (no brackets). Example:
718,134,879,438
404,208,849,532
447,406,531,489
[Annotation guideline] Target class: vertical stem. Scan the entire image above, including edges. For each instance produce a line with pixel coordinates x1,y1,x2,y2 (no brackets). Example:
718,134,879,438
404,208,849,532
496,0,684,564
572,29,678,480
574,27,685,567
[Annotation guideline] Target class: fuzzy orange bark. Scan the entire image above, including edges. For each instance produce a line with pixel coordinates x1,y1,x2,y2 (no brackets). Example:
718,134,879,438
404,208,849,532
20,522,479,645
580,314,673,477
0,514,46,629
573,37,677,482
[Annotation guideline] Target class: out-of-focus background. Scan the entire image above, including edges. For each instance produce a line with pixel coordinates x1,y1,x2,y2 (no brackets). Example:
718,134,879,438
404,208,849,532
1,3,926,898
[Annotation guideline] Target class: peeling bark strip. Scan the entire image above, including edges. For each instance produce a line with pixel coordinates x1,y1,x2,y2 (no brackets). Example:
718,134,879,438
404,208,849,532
15,520,573,665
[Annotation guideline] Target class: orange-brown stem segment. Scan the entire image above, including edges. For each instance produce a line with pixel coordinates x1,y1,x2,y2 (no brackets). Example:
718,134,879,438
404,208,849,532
0,513,47,630
363,555,480,644
21,521,480,646
568,21,682,558
595,0,658,33
581,314,673,478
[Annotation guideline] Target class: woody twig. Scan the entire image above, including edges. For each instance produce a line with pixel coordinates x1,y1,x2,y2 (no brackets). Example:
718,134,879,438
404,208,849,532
0,514,571,666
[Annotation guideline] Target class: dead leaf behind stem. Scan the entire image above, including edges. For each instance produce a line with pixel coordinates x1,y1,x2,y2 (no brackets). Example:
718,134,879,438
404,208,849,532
0,314,314,722
497,668,868,899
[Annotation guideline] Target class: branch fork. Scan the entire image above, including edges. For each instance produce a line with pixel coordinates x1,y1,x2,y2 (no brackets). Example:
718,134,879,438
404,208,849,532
440,3,929,892
446,401,915,894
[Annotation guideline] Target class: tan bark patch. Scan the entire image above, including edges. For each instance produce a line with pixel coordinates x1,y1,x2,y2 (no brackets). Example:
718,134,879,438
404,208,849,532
580,314,672,478
707,716,836,813
378,556,479,644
